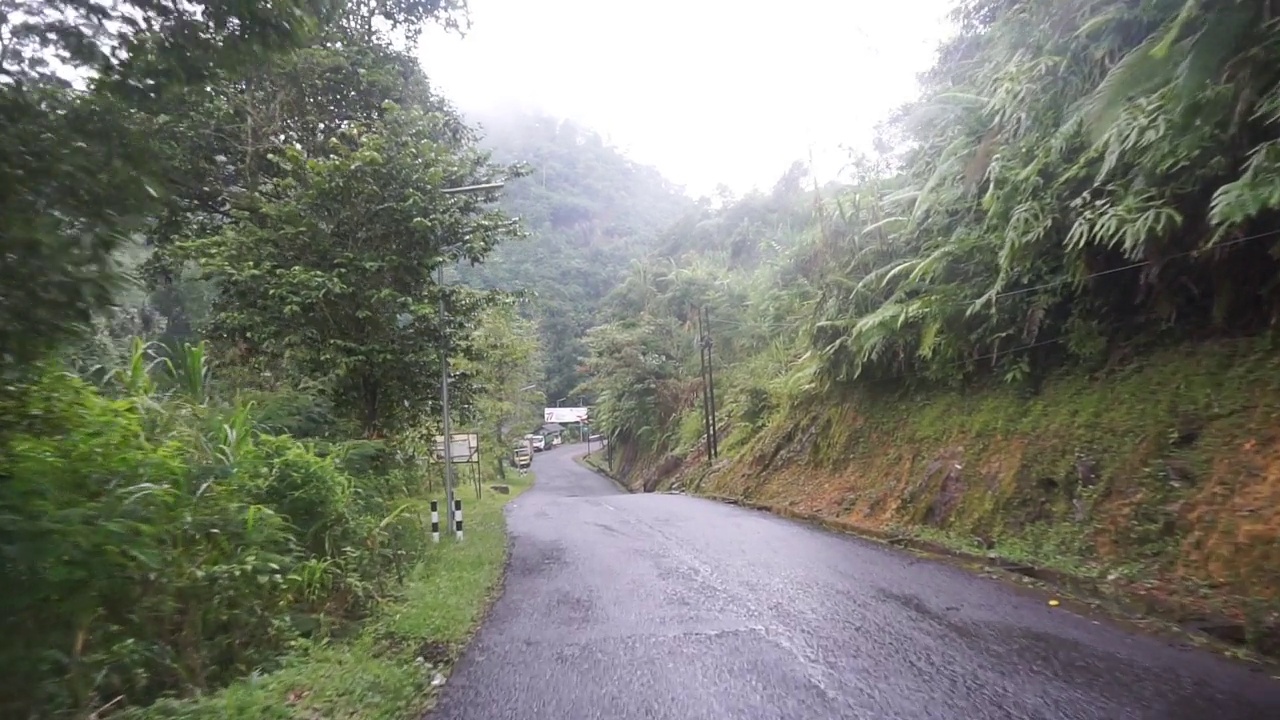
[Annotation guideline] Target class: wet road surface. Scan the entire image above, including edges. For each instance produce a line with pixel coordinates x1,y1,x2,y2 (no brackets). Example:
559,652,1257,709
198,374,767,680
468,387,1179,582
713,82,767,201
429,446,1280,719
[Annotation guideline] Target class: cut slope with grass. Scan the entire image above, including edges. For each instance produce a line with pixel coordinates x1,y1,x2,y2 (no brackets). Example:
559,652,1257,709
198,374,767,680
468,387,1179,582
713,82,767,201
127,475,531,720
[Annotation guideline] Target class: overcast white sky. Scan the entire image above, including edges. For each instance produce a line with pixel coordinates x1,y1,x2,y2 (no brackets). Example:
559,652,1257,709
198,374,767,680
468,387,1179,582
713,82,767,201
418,0,955,197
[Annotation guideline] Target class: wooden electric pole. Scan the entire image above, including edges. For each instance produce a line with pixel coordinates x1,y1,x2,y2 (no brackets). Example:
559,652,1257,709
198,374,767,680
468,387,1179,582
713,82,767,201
703,306,719,459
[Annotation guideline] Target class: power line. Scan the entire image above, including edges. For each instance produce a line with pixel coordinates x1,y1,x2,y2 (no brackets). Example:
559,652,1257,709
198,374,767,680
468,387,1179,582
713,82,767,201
945,332,1077,371
987,229,1280,304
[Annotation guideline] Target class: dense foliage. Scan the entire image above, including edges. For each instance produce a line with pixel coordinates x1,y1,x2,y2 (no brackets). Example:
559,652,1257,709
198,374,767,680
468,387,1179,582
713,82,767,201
580,174,819,454
582,0,1280,466
173,99,516,437
812,0,1280,385
0,345,433,716
0,0,461,377
1,1,542,717
451,301,543,478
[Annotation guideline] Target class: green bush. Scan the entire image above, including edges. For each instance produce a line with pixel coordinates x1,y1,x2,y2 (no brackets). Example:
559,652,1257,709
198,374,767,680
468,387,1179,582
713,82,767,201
245,388,347,440
243,435,355,561
0,360,430,718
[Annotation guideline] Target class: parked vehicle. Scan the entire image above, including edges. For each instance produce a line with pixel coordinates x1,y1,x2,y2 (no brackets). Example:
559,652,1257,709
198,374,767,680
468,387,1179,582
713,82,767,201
525,433,546,451
550,434,563,446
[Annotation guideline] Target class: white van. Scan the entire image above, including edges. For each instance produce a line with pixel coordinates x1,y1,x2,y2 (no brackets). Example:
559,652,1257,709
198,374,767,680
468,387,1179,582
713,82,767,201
524,434,546,451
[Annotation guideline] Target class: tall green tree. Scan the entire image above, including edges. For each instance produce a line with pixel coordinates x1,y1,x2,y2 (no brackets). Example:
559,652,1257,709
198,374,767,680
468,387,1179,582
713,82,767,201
577,171,821,455
454,302,542,478
579,314,693,452
577,0,1280,471
0,0,465,376
179,103,519,437
0,0,330,375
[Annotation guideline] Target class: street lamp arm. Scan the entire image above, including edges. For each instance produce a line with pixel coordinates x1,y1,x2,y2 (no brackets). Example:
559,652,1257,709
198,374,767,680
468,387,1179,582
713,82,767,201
440,181,506,195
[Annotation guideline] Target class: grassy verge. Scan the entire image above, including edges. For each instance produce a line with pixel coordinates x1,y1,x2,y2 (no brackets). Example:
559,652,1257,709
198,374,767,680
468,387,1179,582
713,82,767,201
574,447,629,491
127,473,531,720
578,450,609,475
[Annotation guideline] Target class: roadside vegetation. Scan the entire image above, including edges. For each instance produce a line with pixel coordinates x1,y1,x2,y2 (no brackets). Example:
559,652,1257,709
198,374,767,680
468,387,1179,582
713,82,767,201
122,472,530,720
4,0,683,712
2,2,548,717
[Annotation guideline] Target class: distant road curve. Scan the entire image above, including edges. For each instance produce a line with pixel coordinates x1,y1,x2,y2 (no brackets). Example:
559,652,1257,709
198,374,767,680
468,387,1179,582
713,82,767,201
430,446,1280,720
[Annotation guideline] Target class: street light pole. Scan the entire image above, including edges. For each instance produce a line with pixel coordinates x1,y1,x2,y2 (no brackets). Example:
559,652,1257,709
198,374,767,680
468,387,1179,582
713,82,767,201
436,179,504,535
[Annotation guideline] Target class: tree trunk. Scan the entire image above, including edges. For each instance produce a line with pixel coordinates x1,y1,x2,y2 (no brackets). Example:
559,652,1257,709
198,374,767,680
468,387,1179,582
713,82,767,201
361,375,380,438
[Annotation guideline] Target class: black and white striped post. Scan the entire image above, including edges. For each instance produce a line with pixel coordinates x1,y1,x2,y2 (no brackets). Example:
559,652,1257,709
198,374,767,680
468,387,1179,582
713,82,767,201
454,499,464,541
430,500,440,543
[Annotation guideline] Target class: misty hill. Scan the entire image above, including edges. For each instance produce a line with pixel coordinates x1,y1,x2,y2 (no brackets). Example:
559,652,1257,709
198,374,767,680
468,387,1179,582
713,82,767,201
460,110,694,402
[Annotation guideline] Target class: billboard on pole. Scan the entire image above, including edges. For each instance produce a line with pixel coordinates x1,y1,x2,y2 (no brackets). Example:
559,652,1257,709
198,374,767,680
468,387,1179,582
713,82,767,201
544,407,588,424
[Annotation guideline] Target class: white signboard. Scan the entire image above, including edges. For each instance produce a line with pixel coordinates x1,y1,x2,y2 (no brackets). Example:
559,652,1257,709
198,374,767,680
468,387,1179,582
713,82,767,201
432,433,479,463
544,407,589,423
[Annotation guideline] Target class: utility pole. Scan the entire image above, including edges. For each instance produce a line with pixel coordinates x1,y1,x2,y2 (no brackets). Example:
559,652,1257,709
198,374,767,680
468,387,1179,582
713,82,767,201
698,307,713,464
704,306,719,459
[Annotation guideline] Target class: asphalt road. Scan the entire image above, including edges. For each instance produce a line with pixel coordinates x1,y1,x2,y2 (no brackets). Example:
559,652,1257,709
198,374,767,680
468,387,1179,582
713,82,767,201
429,446,1280,720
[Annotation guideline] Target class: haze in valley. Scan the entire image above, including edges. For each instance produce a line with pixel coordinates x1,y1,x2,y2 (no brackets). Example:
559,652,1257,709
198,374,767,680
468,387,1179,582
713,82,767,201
418,0,954,196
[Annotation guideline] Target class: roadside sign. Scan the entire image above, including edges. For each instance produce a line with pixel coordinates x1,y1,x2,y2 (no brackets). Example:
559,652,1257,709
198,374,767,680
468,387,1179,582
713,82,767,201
544,407,589,423
433,433,479,463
